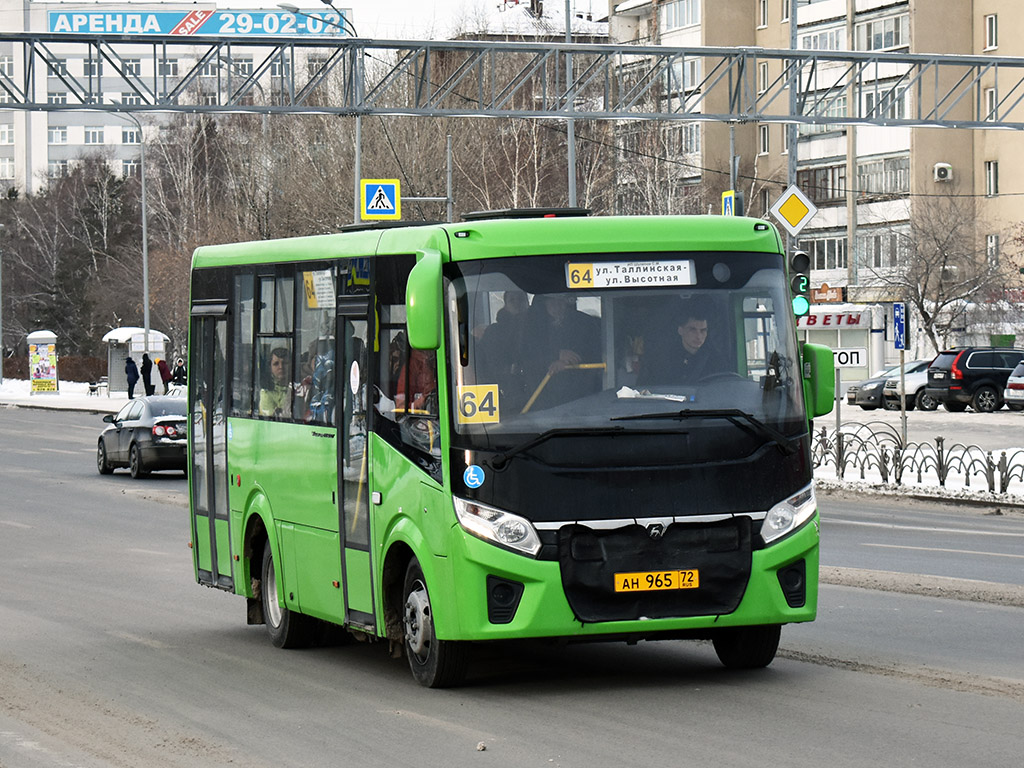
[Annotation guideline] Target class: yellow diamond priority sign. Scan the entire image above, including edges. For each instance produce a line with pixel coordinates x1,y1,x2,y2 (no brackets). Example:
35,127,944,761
770,185,817,236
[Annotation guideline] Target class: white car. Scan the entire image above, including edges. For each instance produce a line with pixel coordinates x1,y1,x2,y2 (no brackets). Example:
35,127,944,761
1003,361,1024,410
883,366,938,411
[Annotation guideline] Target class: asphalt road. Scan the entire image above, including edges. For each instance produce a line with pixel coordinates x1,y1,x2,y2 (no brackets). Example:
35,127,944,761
1,407,1022,767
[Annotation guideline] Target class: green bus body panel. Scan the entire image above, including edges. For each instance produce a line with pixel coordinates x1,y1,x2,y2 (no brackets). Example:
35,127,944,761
344,550,373,614
226,417,343,622
191,214,816,647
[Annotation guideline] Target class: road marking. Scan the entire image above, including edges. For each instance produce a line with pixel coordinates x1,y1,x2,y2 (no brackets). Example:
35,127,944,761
0,520,32,529
862,543,1024,559
826,519,1024,537
107,631,170,649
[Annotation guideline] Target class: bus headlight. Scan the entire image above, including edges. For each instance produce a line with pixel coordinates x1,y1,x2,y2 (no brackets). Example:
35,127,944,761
454,497,541,557
762,485,817,544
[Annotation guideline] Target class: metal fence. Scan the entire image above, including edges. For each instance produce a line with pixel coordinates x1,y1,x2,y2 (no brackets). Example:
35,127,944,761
811,422,1024,495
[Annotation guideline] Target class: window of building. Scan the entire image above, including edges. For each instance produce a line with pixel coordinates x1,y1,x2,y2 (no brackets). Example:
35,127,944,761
0,157,14,180
781,0,789,23
48,126,68,145
986,234,1000,265
797,164,846,205
84,127,104,144
271,57,291,78
158,58,179,77
856,156,909,196
121,92,143,106
985,161,999,195
665,122,700,155
758,124,770,154
757,0,768,28
122,158,141,178
985,14,998,50
200,61,219,78
855,14,909,51
200,92,219,106
760,188,770,216
48,159,69,178
801,27,845,50
0,55,15,77
864,88,906,121
47,58,68,78
857,231,900,270
123,58,142,77
667,58,701,92
660,0,700,33
47,92,68,105
798,236,848,271
758,62,769,95
122,127,141,144
84,57,103,78
0,124,13,145
985,88,997,121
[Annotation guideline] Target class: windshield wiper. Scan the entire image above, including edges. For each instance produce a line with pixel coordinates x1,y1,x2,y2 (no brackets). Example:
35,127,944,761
488,427,627,470
611,408,799,455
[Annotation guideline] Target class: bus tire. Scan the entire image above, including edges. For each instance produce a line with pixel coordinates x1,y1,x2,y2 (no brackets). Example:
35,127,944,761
402,558,468,688
712,624,781,669
261,541,315,649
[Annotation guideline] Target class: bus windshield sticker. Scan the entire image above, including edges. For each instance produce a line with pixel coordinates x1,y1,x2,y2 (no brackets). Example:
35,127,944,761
456,384,500,424
463,465,486,489
350,360,360,395
566,260,695,289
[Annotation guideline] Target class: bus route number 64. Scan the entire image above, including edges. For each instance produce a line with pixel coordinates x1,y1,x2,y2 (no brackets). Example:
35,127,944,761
457,384,500,424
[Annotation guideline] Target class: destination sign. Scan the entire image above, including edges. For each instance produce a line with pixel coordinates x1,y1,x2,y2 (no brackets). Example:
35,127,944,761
566,260,695,289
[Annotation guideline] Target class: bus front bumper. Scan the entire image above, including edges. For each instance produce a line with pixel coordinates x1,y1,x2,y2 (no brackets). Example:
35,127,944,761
436,514,819,642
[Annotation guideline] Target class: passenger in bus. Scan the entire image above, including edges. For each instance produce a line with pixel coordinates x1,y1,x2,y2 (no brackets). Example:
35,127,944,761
395,349,437,414
521,293,601,409
258,346,292,418
477,289,530,410
639,300,713,385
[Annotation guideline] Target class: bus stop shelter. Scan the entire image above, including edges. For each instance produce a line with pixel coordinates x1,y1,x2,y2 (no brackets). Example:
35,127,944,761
101,327,169,395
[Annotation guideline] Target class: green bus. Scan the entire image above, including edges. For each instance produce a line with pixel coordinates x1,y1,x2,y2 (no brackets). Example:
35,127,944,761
187,211,834,687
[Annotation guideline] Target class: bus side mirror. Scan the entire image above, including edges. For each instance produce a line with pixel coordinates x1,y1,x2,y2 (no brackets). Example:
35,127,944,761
406,249,442,350
801,342,834,418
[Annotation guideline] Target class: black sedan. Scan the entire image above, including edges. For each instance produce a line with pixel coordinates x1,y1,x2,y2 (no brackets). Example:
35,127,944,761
96,396,188,478
846,360,929,410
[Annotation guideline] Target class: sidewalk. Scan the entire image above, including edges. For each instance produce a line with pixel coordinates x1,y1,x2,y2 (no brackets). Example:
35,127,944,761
0,377,132,413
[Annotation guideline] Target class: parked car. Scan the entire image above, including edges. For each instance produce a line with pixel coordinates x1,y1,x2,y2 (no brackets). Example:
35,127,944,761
1002,360,1024,410
96,395,188,478
846,360,929,410
882,365,938,411
925,347,1024,413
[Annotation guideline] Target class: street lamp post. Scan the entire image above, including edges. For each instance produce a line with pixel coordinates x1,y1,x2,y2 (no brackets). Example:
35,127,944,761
113,111,150,355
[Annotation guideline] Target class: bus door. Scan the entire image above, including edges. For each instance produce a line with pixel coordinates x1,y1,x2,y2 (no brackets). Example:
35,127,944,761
336,302,374,630
189,310,233,590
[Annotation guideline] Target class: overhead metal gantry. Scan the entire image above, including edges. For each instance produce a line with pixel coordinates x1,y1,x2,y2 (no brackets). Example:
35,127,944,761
4,32,1024,129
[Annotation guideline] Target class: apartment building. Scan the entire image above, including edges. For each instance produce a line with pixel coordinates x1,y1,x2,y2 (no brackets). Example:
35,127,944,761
608,0,1024,354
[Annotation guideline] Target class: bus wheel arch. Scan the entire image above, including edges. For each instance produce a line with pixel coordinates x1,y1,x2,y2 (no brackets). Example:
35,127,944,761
242,510,270,624
381,541,414,644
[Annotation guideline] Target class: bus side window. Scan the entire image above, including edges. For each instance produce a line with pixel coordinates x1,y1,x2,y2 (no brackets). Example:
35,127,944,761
373,255,441,477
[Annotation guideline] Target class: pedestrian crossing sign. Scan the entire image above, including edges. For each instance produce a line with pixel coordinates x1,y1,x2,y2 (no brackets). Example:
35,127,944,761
360,179,401,220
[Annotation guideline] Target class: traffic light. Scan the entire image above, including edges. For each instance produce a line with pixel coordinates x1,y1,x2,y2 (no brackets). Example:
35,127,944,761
789,250,811,316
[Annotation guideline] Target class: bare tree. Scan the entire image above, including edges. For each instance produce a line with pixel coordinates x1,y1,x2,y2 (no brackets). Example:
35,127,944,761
858,191,1019,352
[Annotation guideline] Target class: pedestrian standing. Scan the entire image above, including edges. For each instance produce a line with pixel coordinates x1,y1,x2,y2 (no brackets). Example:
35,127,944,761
125,357,140,399
171,357,187,386
157,358,172,394
141,353,155,396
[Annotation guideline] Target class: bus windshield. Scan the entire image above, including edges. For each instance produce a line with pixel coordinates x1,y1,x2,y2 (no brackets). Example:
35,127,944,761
444,251,805,452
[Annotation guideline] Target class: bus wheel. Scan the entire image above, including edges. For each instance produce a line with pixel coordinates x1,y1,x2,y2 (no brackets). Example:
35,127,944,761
712,625,781,669
261,541,315,649
402,559,468,688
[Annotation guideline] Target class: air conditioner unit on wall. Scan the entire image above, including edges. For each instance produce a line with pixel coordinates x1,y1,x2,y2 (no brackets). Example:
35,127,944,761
934,162,953,182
